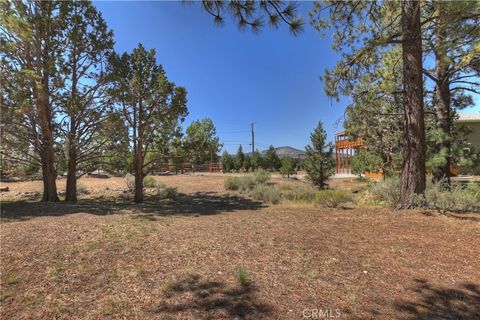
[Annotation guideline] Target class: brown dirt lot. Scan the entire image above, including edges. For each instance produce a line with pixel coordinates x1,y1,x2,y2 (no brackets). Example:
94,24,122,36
1,175,479,319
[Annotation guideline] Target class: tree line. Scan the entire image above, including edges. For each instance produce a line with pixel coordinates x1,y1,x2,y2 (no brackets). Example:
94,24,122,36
1,1,220,203
2,1,478,208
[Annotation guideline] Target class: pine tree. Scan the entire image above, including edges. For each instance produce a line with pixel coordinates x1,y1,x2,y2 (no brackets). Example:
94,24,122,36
280,156,296,178
109,44,188,203
251,150,263,171
1,0,65,201
264,145,280,171
243,155,252,172
59,1,114,202
221,151,234,173
304,122,334,189
234,145,245,171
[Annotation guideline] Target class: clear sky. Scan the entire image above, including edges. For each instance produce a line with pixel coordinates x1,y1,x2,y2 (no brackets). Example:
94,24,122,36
94,1,478,154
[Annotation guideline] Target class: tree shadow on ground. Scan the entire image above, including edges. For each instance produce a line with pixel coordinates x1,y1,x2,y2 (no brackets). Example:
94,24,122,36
150,274,272,319
361,279,480,320
0,191,266,222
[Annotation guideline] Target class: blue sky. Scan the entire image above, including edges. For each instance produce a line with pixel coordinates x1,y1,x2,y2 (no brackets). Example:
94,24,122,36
94,1,478,153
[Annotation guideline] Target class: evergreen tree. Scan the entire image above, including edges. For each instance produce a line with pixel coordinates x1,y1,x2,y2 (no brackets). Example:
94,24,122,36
221,151,234,173
304,122,334,189
251,150,263,171
243,155,252,172
1,0,65,201
108,44,188,203
351,150,382,177
234,145,245,171
280,156,296,178
264,145,280,171
59,1,114,201
199,1,303,35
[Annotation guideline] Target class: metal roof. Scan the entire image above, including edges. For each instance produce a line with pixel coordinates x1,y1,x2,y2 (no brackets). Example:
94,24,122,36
457,112,480,123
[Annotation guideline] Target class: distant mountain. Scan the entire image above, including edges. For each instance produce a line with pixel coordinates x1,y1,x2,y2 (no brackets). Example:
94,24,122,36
247,146,306,159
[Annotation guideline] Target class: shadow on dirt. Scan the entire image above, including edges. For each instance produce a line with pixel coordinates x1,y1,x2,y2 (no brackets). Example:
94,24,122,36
392,279,480,320
359,279,480,320
0,191,266,222
151,274,272,319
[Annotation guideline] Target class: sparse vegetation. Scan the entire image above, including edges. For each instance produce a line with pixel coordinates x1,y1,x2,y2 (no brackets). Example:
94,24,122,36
77,182,89,195
143,175,165,189
314,190,352,208
369,177,480,213
235,265,249,286
125,173,135,190
369,176,401,206
250,184,281,204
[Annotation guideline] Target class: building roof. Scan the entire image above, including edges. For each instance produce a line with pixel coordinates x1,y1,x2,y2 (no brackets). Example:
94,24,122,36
457,112,480,123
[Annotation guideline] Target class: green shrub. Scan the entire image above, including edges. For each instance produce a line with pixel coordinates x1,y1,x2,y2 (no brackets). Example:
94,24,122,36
426,181,480,213
250,184,281,204
235,265,249,286
252,169,271,184
315,190,352,208
160,187,178,200
77,181,89,194
124,173,135,189
280,185,317,202
143,175,165,188
225,176,242,191
369,176,400,206
225,171,271,193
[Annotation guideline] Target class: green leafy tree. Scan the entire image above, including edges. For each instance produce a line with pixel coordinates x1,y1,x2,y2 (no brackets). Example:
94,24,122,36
304,121,334,189
351,150,382,177
184,118,222,165
264,145,280,171
234,145,245,171
280,156,296,178
221,151,234,173
109,44,188,203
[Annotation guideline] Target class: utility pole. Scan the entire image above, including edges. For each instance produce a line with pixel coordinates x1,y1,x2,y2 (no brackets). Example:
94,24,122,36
251,123,255,170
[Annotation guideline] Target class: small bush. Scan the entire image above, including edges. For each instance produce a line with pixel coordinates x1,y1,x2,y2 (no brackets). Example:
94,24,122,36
160,187,178,200
225,171,270,193
281,185,317,202
426,181,480,213
235,265,249,286
369,176,400,206
124,173,135,189
315,190,352,208
77,181,89,194
250,184,281,204
252,169,271,184
225,176,242,191
143,175,165,188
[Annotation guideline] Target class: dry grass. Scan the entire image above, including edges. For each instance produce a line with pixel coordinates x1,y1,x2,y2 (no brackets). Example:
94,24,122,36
1,174,479,319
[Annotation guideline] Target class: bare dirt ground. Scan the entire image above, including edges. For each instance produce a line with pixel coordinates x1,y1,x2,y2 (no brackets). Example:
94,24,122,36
1,174,479,319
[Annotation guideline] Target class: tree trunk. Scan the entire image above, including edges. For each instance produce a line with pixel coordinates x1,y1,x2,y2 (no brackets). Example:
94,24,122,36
432,5,451,186
38,94,59,202
397,0,426,209
65,141,78,202
134,151,144,203
432,79,451,185
41,144,59,202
